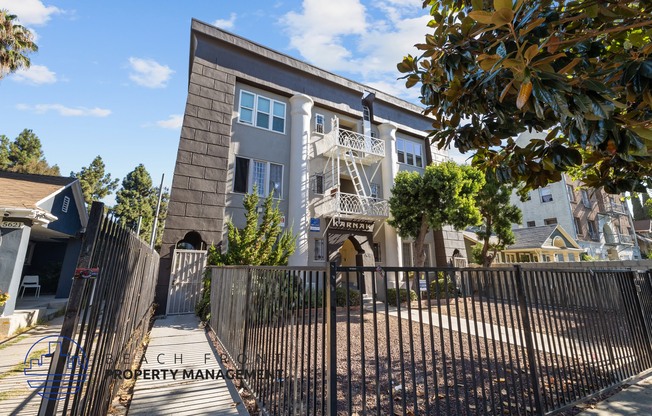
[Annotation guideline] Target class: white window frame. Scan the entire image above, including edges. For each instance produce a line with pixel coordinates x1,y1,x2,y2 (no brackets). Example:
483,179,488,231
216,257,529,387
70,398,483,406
62,196,70,213
314,238,325,261
396,138,424,168
315,113,325,134
540,187,553,203
238,89,286,134
370,183,380,201
312,173,325,194
566,184,575,202
233,156,284,198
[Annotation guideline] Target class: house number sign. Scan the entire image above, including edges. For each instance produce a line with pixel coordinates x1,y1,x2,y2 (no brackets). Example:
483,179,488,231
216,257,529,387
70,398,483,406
0,221,24,229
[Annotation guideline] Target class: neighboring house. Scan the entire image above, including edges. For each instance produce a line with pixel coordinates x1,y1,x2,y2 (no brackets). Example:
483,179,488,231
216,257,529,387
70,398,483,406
156,20,467,314
510,133,639,261
0,171,88,318
634,219,652,257
464,225,583,264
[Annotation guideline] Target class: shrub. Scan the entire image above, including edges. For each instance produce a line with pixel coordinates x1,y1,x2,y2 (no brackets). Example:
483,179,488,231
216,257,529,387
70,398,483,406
428,275,457,299
303,289,323,308
387,288,418,306
335,286,361,307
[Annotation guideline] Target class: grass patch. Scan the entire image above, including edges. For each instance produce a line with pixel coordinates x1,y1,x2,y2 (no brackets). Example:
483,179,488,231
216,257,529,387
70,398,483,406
0,348,48,381
0,335,28,351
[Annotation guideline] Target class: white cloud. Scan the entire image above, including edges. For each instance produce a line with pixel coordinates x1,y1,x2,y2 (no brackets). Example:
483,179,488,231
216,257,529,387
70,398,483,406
213,13,237,30
280,0,430,100
128,57,174,89
156,114,183,129
11,65,57,85
0,0,61,25
281,0,368,72
16,103,111,117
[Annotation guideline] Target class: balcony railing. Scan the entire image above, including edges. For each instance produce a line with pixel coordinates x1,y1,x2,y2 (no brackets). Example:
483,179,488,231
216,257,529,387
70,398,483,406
314,192,389,220
337,129,385,157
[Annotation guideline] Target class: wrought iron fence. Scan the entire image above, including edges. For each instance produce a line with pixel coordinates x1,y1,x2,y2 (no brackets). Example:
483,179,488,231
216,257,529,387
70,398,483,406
209,264,652,415
38,202,159,415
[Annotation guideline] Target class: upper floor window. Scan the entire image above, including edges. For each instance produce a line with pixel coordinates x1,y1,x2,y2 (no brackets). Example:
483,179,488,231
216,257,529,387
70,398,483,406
581,189,592,208
544,217,558,225
527,220,536,227
233,156,283,198
370,183,380,200
540,187,553,203
62,196,71,213
238,90,286,133
312,174,325,194
396,138,423,168
566,184,575,202
315,114,325,134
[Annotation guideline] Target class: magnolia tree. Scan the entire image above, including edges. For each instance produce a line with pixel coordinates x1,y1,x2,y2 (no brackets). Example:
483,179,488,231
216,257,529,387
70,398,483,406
399,0,652,194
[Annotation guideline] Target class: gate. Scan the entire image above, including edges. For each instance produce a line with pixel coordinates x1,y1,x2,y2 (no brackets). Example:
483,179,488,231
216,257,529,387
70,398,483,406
166,249,207,314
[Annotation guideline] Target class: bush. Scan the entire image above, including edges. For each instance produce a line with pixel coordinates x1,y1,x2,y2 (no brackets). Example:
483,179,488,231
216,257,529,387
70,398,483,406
429,276,457,299
387,288,418,306
303,289,323,308
335,286,361,307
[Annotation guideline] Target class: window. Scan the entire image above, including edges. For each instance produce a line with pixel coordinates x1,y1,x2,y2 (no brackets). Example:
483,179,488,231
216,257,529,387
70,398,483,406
555,253,564,262
314,238,325,261
62,196,70,213
544,217,558,225
581,189,592,208
233,156,283,198
567,184,575,202
540,187,553,203
574,217,582,235
315,114,325,134
396,138,423,168
568,253,576,261
588,220,598,239
238,90,286,133
373,242,382,262
363,106,371,121
527,221,536,227
312,174,324,194
370,183,380,201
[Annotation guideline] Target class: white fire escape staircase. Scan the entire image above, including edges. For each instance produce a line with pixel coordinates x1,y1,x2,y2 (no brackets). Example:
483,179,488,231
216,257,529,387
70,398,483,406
312,117,388,221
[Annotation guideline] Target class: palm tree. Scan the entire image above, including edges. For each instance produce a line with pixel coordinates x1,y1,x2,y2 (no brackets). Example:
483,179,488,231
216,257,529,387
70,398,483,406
0,10,38,78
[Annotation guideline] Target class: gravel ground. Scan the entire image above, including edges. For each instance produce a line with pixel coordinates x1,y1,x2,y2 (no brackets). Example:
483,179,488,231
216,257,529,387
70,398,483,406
213,302,640,415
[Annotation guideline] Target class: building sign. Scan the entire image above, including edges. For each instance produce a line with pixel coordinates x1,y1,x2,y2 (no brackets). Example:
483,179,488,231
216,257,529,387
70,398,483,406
310,218,320,232
0,221,24,229
329,218,374,233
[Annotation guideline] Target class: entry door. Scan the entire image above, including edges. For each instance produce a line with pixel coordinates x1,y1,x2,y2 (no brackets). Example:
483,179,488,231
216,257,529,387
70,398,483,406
166,249,207,315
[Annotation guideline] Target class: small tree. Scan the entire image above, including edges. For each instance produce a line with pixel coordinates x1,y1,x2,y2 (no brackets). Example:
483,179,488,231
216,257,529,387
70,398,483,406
475,176,522,266
388,161,484,269
196,190,297,321
71,156,119,209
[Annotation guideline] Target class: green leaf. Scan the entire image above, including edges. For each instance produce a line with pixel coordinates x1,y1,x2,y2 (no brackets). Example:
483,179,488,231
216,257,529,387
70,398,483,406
472,0,484,11
468,11,493,24
491,8,514,27
524,44,539,62
494,0,513,10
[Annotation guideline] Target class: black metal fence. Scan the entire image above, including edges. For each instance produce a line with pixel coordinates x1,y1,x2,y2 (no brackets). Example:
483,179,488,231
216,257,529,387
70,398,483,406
209,264,652,415
38,202,159,415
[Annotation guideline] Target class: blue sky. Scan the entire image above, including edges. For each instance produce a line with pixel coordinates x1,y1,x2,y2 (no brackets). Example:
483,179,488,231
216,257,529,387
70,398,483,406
0,0,436,204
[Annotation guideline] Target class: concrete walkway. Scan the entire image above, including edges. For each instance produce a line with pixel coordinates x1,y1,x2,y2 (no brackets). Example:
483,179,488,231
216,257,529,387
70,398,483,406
128,314,248,416
0,315,64,416
577,372,652,415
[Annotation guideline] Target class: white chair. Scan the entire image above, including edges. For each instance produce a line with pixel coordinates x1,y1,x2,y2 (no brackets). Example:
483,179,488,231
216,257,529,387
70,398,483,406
20,275,41,298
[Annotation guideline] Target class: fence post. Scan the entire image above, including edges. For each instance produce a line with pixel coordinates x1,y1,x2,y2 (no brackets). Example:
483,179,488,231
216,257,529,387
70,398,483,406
326,262,338,415
38,202,104,416
513,265,544,416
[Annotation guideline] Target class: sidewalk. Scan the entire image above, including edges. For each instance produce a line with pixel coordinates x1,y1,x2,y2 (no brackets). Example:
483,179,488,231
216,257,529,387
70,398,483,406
577,372,652,415
128,314,248,416
0,315,64,416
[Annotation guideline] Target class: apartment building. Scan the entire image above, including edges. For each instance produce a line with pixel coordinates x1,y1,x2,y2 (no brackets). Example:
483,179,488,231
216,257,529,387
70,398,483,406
156,20,466,313
511,173,639,261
